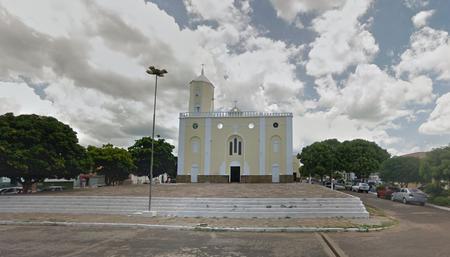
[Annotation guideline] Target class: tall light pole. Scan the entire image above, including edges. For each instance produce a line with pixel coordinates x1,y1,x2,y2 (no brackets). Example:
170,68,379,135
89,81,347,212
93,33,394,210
146,65,167,212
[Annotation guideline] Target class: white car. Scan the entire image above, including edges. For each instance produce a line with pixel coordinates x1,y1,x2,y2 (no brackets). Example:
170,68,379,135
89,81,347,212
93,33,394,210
351,183,370,193
391,188,427,205
0,187,23,195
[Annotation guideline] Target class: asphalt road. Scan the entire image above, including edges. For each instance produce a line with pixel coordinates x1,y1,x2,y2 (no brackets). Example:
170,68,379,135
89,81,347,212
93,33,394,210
329,191,450,257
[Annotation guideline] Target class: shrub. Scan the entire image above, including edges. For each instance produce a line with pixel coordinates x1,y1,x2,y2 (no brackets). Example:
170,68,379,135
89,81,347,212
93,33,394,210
424,183,444,197
376,185,386,190
430,196,450,207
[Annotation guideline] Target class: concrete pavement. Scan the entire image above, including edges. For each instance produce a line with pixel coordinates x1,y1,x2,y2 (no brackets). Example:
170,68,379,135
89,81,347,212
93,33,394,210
0,225,331,257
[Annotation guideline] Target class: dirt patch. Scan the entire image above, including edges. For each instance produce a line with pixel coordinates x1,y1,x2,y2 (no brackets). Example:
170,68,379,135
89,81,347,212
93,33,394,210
34,183,351,198
0,212,387,229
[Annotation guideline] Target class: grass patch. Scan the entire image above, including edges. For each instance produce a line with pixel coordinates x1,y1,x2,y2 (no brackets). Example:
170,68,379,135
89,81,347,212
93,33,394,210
365,204,386,217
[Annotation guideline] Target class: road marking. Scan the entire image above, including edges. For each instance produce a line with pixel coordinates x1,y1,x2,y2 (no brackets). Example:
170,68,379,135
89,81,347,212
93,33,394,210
316,233,349,257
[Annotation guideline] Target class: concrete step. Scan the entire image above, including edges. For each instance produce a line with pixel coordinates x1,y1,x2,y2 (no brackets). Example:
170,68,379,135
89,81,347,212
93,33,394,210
0,196,369,218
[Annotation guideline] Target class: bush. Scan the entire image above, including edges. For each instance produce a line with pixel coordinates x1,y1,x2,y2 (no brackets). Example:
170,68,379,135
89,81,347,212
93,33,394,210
424,183,444,197
376,185,386,190
430,196,450,207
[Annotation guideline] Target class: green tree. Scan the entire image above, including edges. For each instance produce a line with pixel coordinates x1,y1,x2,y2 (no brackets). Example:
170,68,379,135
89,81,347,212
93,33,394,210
380,156,421,187
298,139,340,182
0,113,88,192
87,144,135,186
420,146,450,186
128,137,176,178
338,139,390,180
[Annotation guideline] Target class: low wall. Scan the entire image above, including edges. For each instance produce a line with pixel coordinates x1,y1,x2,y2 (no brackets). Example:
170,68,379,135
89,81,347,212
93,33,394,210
176,175,294,183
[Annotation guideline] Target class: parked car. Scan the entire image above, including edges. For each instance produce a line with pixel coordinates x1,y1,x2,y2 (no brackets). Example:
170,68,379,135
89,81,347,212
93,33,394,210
391,188,427,205
351,183,370,193
0,187,23,195
334,183,345,190
345,181,354,190
377,185,400,199
324,182,344,190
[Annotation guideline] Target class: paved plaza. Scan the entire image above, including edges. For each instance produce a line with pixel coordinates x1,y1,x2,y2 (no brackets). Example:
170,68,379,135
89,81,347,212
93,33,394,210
36,183,351,198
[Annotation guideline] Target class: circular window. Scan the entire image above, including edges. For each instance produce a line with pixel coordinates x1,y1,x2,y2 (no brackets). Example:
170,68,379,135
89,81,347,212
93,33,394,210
193,123,199,129
273,122,279,128
248,123,255,129
217,123,223,129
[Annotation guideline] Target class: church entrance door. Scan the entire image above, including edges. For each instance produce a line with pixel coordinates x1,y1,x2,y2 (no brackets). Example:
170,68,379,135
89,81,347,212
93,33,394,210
230,166,240,183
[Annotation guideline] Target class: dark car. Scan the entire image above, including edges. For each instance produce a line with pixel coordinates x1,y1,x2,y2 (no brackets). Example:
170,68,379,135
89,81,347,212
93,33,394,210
377,185,400,199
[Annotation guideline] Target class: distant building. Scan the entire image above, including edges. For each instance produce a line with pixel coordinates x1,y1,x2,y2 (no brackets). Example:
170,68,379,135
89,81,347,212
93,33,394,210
177,69,294,183
401,152,428,159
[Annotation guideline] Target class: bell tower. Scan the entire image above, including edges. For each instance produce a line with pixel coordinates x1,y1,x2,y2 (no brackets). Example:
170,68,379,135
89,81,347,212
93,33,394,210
188,66,215,113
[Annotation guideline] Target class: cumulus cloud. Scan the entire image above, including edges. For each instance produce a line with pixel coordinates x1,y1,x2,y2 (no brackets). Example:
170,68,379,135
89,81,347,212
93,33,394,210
317,64,434,124
294,111,401,152
306,0,378,77
403,0,429,9
0,0,305,150
411,10,435,28
396,27,450,80
419,93,450,135
268,0,347,22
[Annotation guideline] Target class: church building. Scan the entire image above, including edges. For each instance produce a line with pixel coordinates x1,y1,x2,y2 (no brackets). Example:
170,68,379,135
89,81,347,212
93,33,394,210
176,69,294,183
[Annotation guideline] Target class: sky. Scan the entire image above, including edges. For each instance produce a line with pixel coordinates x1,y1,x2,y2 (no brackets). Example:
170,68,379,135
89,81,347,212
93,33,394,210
0,0,449,156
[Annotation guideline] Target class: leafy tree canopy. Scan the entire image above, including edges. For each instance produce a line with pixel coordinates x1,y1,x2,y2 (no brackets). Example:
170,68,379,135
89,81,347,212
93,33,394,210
297,139,340,181
380,156,421,186
420,146,450,183
0,113,88,189
128,137,176,178
338,139,390,179
298,138,389,180
87,144,135,186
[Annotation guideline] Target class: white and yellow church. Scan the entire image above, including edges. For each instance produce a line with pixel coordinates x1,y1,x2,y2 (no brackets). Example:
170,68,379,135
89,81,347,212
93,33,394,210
176,69,294,183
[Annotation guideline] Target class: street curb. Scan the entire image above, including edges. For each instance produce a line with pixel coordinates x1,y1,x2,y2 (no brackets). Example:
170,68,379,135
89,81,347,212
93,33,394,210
426,203,450,212
0,220,389,233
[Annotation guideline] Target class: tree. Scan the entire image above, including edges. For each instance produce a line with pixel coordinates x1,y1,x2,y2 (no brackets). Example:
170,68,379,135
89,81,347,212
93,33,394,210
128,137,176,178
380,156,421,187
298,139,340,182
0,113,88,192
87,144,135,186
420,146,450,186
338,139,390,180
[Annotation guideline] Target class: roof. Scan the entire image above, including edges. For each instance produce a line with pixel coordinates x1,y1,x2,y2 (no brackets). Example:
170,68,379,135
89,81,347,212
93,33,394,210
191,73,212,84
401,152,428,159
190,67,214,86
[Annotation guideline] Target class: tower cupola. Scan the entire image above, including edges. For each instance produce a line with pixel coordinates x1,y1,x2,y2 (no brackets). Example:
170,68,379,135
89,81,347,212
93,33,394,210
188,67,215,113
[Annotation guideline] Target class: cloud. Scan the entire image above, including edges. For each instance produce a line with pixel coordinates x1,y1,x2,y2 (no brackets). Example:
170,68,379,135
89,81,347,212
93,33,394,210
411,10,435,28
305,0,378,77
396,27,450,80
403,0,429,9
419,93,450,135
0,82,55,115
0,0,305,151
293,111,401,153
314,64,434,125
268,0,347,22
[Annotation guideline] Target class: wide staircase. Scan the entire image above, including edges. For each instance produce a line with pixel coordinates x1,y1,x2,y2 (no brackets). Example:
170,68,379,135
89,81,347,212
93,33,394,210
0,196,369,218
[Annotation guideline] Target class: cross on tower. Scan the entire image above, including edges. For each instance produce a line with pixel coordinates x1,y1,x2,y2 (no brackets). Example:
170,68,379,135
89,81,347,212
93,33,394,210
201,64,205,75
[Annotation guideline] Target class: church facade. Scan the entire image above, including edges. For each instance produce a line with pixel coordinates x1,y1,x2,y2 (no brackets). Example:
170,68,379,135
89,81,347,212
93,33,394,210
176,70,294,183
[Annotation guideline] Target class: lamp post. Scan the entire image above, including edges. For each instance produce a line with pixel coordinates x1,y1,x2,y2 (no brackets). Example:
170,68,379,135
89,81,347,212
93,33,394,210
146,66,167,212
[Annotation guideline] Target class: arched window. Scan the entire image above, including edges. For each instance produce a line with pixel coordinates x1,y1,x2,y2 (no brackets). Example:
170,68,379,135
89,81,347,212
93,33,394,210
271,136,281,153
190,137,200,154
228,136,243,156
